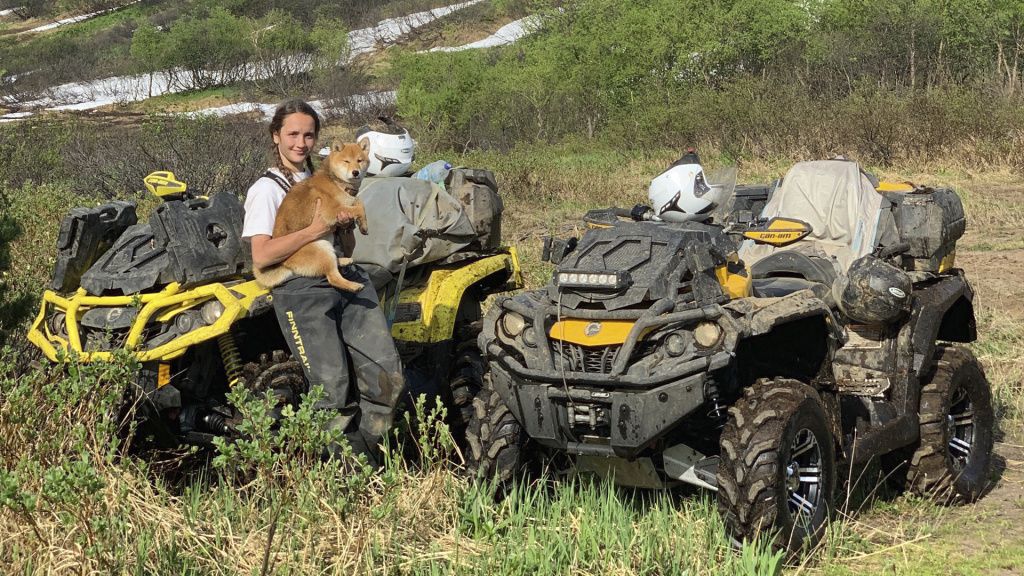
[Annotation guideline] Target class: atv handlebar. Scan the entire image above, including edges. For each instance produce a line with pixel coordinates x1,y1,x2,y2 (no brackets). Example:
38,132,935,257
874,242,911,260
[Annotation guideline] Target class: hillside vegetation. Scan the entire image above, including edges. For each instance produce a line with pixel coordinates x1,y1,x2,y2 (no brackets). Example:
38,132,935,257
398,0,1024,168
1,1,1024,574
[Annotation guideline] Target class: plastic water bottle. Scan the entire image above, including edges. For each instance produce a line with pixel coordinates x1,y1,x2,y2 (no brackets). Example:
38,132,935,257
414,160,452,186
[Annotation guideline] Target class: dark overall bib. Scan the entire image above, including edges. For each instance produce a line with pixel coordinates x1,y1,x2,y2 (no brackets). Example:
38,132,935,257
262,171,405,463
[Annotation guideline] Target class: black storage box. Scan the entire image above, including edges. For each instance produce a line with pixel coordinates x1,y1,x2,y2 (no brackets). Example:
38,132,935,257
888,188,965,272
81,193,251,295
151,192,251,288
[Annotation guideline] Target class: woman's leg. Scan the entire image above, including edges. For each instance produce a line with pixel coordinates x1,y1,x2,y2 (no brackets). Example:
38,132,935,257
270,277,353,417
336,265,405,452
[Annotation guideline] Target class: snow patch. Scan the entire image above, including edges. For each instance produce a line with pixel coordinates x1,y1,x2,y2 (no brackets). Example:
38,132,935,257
11,1,477,113
349,0,483,56
0,7,23,18
426,14,540,52
180,91,396,120
0,111,34,122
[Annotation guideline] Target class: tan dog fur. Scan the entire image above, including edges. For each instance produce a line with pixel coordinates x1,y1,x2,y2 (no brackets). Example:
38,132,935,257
253,141,370,292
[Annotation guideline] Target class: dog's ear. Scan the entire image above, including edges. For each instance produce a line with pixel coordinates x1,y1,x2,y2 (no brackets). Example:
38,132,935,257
358,138,369,152
332,141,344,152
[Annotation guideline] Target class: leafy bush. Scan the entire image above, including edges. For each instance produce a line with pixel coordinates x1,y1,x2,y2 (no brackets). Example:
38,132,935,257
0,115,269,199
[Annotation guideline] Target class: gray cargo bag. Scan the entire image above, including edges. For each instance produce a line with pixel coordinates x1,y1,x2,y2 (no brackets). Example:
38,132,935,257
351,170,501,288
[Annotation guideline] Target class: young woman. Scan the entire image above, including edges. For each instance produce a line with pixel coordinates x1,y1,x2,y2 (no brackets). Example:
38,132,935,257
241,99,404,465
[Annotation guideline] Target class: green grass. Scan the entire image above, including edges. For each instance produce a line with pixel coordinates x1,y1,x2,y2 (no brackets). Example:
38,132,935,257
43,2,153,38
131,85,244,112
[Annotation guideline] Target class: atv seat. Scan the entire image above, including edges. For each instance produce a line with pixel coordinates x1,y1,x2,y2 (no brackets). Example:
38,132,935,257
748,250,837,286
750,276,832,302
739,159,899,275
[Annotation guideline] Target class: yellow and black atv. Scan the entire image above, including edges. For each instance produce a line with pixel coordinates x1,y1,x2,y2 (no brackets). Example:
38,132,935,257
27,168,521,449
470,159,992,553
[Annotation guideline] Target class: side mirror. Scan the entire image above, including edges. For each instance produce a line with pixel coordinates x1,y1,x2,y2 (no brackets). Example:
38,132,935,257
741,217,812,247
144,171,188,201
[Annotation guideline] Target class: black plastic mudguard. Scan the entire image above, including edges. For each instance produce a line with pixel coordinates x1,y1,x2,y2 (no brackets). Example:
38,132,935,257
51,201,137,293
80,193,251,295
151,193,251,288
81,222,171,295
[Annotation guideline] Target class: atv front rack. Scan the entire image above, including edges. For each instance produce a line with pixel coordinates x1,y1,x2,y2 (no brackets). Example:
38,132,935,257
28,280,269,363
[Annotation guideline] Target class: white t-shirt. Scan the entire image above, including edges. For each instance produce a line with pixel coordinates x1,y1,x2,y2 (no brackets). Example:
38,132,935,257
242,168,310,239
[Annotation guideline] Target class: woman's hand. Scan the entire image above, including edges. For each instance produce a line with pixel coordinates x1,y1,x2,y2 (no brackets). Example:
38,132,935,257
303,198,334,238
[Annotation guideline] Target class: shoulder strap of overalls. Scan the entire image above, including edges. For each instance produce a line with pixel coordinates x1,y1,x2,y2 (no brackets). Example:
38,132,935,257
262,170,292,193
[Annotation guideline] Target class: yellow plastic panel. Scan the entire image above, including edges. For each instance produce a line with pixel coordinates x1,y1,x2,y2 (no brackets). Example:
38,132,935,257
715,264,752,298
549,319,635,347
876,180,915,193
939,249,956,273
391,252,521,344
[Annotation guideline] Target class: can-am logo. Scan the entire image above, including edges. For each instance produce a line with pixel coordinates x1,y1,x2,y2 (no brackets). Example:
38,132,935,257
585,322,602,336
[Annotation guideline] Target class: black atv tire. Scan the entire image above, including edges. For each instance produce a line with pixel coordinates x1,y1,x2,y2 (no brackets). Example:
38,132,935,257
718,378,837,554
906,345,993,503
465,373,532,484
448,321,485,435
241,349,304,399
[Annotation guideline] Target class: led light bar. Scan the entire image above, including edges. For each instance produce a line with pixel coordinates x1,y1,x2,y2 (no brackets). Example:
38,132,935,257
554,269,632,290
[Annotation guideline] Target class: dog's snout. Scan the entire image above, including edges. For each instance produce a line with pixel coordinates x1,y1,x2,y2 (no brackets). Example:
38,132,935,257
352,170,361,178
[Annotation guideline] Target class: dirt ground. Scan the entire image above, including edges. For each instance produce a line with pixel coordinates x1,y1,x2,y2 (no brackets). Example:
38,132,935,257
958,248,1024,321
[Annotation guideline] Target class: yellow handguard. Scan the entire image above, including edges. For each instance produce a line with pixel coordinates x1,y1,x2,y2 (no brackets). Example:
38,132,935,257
144,171,188,200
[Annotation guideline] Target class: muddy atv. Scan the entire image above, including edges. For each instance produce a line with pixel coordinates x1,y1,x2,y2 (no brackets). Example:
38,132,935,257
469,159,993,553
27,167,521,452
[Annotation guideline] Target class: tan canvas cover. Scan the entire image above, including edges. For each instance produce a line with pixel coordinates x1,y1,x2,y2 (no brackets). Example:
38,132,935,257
351,176,478,288
739,160,890,271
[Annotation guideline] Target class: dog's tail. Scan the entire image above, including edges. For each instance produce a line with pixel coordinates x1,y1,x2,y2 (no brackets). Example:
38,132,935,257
253,264,293,289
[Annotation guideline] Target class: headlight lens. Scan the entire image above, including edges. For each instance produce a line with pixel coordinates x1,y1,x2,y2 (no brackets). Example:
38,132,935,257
201,300,225,325
665,332,688,356
500,312,527,338
174,311,201,333
694,322,722,348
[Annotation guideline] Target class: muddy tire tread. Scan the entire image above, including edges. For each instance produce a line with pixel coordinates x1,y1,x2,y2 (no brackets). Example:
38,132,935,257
718,378,834,551
907,345,994,503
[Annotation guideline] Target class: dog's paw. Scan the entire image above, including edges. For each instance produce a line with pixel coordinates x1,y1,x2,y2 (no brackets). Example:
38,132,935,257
337,257,353,266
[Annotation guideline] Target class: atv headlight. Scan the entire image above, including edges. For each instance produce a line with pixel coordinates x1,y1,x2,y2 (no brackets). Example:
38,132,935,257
665,332,689,357
500,312,527,338
201,300,225,325
174,311,203,334
554,270,632,290
694,322,722,348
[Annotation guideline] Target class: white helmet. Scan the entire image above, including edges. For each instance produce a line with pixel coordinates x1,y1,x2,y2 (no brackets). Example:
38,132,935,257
648,149,722,222
356,118,416,177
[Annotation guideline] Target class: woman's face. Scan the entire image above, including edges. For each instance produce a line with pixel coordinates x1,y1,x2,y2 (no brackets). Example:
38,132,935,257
273,112,318,170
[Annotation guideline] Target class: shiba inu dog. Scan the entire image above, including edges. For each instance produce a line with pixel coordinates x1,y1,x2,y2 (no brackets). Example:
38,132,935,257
254,141,370,292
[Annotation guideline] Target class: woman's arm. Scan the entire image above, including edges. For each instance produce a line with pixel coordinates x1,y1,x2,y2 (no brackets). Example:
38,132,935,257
250,199,355,269
250,197,331,268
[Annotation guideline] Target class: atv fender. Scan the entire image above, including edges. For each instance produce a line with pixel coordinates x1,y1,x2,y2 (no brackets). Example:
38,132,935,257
391,250,522,344
724,289,843,340
724,290,842,389
901,271,976,380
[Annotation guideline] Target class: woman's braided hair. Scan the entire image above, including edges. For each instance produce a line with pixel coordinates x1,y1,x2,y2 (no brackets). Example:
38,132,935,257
268,99,321,187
